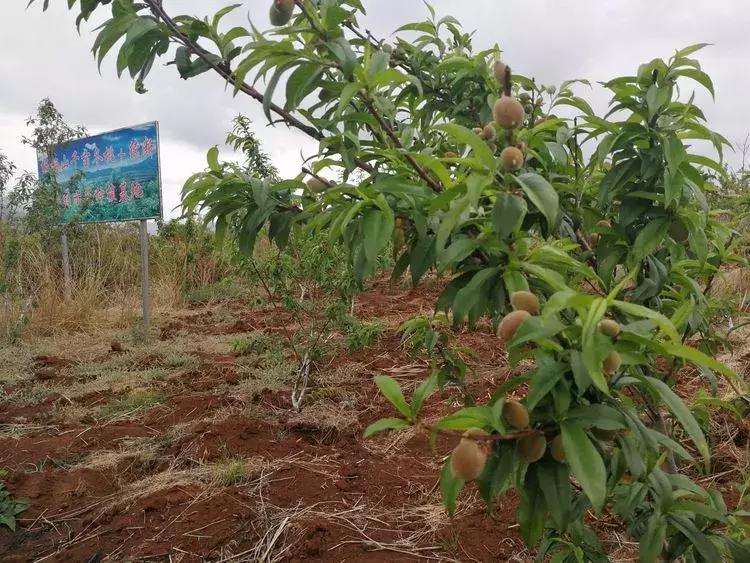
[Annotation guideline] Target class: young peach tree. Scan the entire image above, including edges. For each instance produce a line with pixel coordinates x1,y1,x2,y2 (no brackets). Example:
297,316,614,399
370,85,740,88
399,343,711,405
36,0,750,559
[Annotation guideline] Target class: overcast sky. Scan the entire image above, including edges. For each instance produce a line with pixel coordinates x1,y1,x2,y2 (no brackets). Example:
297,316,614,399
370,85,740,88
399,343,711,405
2,0,749,219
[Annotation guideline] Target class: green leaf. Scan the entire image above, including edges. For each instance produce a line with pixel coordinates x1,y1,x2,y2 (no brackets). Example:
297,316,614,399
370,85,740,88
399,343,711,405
411,374,437,418
566,404,628,430
434,406,494,430
451,267,500,327
723,537,750,562
668,515,721,561
671,500,725,522
336,82,361,116
525,359,566,409
409,235,435,286
440,459,465,516
502,269,528,293
373,375,412,419
492,192,527,239
520,262,570,292
262,62,294,122
364,417,409,438
639,512,666,563
518,465,547,546
676,68,715,99
537,460,572,530
668,341,739,382
478,443,516,509
435,197,471,252
285,62,324,110
508,316,566,349
512,173,559,231
630,218,669,266
611,300,680,342
643,376,710,470
0,514,16,531
436,123,497,170
438,238,479,270
581,298,610,393
362,207,392,262
207,146,220,172
326,37,357,78
674,43,711,58
366,50,390,82
561,421,607,511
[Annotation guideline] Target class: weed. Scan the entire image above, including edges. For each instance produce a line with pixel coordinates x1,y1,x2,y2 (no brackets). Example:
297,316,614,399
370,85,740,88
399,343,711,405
343,318,385,352
185,279,248,304
210,457,250,486
130,321,150,345
99,390,164,419
161,350,198,370
728,468,750,543
231,332,273,356
0,481,29,531
26,386,55,402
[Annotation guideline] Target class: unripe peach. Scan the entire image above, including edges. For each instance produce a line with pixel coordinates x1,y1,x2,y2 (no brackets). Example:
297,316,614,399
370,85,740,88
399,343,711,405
493,96,525,129
498,310,530,342
501,146,524,171
450,431,488,480
269,0,294,25
473,126,484,137
517,435,546,463
444,151,458,158
596,219,612,229
598,319,621,338
482,124,496,140
503,400,530,430
602,351,622,376
306,177,328,193
510,291,540,315
549,434,566,463
669,220,689,242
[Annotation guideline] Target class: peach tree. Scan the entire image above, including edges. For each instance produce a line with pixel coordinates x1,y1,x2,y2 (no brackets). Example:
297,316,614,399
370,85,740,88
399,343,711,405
35,0,750,559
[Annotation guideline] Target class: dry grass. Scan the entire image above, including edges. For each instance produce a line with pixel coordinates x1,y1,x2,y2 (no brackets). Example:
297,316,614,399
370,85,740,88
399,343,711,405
711,267,750,303
0,221,236,341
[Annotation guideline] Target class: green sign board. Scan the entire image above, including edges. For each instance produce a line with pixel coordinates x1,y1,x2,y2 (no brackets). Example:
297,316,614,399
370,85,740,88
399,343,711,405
37,122,163,224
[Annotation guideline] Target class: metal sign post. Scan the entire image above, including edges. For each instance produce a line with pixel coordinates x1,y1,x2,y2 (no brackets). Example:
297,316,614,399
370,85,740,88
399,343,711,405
60,232,72,300
139,219,150,329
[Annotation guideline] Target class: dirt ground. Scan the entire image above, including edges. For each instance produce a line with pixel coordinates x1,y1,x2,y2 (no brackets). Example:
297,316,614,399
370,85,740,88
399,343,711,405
0,276,746,562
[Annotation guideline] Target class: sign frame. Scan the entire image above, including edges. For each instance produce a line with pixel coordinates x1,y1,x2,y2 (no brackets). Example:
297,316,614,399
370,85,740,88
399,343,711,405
38,121,164,225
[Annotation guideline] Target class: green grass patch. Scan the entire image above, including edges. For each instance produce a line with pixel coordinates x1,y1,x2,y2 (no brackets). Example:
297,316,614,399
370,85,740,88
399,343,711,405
99,390,164,419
